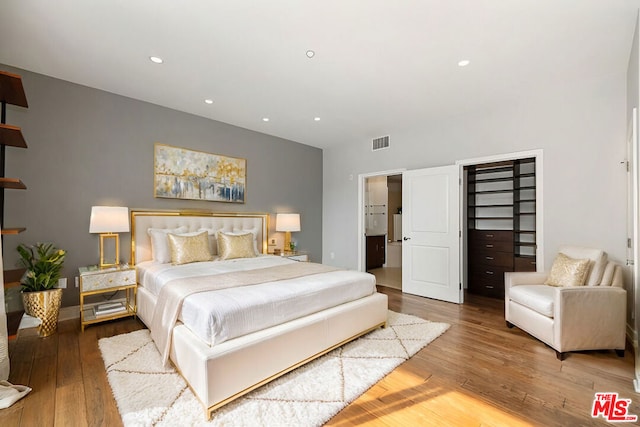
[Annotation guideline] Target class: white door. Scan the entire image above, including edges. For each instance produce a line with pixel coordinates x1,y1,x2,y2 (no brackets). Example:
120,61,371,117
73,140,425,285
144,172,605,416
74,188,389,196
627,108,640,391
402,165,462,303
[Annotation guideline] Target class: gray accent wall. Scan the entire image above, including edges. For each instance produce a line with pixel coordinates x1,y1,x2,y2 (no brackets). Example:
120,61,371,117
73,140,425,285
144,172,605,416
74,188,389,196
1,64,323,308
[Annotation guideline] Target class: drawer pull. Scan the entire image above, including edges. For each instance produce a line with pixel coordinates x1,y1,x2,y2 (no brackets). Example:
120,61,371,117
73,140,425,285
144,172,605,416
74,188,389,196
485,271,494,275
486,234,494,238
485,244,493,248
485,285,494,289
109,279,113,283
485,256,494,260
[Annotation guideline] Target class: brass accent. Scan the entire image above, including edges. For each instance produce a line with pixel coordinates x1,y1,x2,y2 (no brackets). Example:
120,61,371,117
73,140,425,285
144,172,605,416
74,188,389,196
22,288,63,337
99,232,120,268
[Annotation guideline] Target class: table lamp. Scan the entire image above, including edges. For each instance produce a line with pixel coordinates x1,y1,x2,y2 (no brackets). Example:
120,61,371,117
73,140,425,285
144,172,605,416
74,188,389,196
89,206,129,267
276,213,300,253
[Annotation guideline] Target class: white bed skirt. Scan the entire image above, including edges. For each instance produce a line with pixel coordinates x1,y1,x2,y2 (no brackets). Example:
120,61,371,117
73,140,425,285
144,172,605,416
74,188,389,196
136,286,388,418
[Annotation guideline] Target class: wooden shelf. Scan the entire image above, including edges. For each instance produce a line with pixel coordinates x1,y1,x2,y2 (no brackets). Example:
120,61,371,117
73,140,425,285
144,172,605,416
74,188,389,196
468,204,514,208
1,227,26,235
0,177,26,189
0,71,28,108
0,123,27,148
3,268,25,289
0,71,29,244
469,176,515,184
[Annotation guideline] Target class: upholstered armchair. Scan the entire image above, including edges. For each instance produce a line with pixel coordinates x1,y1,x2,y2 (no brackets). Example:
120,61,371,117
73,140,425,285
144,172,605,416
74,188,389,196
504,246,626,360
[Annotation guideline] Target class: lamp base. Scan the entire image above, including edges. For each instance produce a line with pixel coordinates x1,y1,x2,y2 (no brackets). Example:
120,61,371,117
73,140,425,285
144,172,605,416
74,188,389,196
99,233,120,268
284,231,293,252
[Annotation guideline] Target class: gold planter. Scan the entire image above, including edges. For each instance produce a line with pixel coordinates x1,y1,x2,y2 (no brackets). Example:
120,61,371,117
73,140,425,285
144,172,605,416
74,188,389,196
22,288,63,337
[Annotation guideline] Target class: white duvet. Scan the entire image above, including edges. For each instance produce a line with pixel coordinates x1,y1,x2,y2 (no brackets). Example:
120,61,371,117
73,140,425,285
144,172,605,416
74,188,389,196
137,256,376,346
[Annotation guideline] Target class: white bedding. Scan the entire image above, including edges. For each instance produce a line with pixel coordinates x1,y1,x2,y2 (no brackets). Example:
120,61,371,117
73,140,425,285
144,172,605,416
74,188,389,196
137,256,376,346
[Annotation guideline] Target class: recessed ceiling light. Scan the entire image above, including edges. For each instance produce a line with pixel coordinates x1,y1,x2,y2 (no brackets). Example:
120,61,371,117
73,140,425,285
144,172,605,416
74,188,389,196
314,117,321,121
306,50,315,59
458,59,470,67
204,99,214,104
262,117,270,122
149,56,164,64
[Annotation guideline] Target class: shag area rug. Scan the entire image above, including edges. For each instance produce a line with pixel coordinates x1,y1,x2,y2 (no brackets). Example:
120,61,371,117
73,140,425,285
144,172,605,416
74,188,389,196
98,310,449,427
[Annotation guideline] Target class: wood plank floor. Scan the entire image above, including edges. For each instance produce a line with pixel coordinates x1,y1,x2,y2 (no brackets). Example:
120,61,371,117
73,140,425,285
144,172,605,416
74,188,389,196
1,286,638,426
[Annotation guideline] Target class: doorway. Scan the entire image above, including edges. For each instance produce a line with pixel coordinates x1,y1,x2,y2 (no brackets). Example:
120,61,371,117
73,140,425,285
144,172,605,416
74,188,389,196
362,173,403,290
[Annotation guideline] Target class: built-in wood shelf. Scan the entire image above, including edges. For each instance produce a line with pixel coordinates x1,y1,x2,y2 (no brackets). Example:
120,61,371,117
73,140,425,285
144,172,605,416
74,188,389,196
0,177,26,189
0,71,28,108
0,123,27,148
3,268,25,289
1,227,26,235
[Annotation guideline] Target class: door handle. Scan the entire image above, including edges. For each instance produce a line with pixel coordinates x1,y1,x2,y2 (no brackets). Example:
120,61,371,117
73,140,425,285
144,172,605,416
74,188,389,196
403,237,411,241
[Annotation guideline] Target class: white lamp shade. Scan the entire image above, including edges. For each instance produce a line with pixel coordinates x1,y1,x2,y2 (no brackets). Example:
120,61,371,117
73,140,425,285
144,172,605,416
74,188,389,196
275,213,301,232
89,206,130,233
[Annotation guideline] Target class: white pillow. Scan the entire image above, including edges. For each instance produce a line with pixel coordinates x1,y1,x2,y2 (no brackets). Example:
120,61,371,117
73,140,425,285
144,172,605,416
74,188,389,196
147,226,187,263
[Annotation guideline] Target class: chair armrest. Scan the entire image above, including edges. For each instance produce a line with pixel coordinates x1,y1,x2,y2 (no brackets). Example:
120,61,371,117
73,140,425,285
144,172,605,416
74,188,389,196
554,286,627,351
504,271,548,291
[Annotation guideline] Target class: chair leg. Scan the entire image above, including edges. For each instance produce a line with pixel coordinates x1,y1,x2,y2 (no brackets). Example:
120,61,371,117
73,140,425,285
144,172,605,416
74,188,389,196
615,349,625,358
506,321,514,328
555,350,566,361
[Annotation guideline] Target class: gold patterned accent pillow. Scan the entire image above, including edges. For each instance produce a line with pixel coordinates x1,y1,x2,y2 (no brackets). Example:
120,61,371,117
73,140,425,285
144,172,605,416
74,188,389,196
544,253,590,287
217,232,257,260
167,231,212,265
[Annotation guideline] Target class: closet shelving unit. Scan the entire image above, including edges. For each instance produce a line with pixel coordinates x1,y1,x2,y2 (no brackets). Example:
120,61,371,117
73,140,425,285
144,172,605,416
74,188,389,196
0,70,28,293
466,158,536,298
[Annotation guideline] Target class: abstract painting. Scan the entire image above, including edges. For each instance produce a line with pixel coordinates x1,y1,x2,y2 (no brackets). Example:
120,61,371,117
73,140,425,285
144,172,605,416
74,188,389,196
154,144,246,203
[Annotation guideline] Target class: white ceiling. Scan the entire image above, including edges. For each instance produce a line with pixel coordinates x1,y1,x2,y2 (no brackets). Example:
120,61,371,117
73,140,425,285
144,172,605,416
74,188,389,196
0,0,638,149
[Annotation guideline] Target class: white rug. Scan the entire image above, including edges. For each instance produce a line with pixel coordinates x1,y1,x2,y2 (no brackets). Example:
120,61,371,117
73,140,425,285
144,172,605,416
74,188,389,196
98,311,449,427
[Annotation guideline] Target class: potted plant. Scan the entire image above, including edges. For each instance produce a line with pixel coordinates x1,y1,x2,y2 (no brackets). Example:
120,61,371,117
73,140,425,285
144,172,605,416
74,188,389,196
17,243,67,337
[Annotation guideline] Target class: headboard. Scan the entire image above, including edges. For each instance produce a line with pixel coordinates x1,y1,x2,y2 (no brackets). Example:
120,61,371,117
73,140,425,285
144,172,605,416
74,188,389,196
130,210,269,265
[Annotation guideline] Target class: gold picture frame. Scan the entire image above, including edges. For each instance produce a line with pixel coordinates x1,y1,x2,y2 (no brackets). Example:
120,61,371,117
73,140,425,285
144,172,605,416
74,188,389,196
154,143,246,203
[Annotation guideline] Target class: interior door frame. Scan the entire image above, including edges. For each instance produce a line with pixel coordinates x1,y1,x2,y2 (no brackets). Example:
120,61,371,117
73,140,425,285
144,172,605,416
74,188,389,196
456,149,545,291
357,168,406,272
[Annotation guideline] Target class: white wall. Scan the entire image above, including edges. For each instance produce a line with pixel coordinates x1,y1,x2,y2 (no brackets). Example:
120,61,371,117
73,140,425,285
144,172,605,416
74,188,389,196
323,72,627,273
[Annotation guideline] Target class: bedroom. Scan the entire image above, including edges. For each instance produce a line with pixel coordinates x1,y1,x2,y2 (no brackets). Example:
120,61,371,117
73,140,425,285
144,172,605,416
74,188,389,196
0,0,639,425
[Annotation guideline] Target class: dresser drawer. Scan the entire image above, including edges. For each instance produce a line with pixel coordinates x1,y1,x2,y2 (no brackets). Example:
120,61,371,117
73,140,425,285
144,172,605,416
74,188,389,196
469,239,513,253
470,250,514,268
515,256,537,272
469,280,505,298
469,264,509,285
81,268,136,292
469,230,513,243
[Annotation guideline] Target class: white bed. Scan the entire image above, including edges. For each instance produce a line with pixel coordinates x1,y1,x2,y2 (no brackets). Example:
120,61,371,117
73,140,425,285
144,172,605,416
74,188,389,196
130,210,388,420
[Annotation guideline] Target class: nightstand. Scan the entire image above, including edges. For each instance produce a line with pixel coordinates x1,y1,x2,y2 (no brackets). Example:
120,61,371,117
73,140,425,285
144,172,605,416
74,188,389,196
79,264,136,331
282,251,309,262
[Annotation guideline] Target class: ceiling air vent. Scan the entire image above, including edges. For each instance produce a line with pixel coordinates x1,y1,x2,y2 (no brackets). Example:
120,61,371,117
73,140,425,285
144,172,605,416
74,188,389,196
372,135,390,151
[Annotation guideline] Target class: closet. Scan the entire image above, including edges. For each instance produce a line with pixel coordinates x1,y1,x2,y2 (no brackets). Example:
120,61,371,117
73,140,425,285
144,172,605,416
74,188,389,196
466,158,536,298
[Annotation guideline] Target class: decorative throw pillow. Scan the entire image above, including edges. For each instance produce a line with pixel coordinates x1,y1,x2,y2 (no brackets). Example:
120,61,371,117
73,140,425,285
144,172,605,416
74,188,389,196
544,253,590,287
148,226,188,263
217,232,257,260
167,231,212,265
199,228,260,256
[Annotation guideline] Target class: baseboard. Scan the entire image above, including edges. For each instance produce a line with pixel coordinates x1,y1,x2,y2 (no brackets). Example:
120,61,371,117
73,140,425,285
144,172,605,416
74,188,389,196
58,305,80,322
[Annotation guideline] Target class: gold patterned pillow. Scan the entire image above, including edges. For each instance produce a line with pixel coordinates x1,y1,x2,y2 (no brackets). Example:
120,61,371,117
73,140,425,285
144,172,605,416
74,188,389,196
217,232,257,260
167,231,212,265
544,253,590,287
